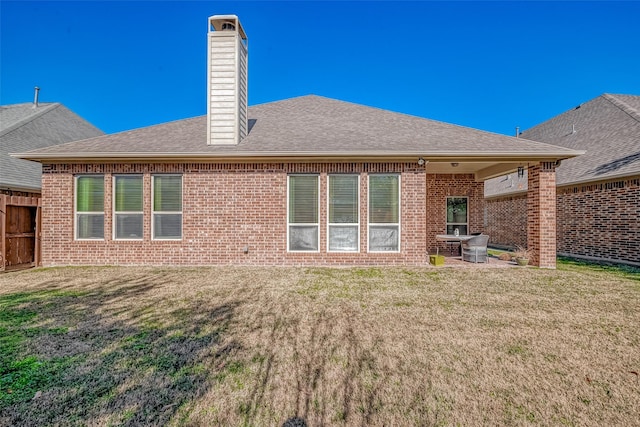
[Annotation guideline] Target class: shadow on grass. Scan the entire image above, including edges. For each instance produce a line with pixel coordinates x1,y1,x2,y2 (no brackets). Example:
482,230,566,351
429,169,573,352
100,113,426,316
238,303,387,426
558,256,640,281
0,278,241,426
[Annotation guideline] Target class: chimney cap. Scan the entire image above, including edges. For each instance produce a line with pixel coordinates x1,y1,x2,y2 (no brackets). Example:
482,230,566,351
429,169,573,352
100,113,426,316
208,15,247,39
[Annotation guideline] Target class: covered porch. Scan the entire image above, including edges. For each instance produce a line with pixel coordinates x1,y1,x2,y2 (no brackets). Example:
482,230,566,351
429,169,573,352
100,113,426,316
422,159,560,268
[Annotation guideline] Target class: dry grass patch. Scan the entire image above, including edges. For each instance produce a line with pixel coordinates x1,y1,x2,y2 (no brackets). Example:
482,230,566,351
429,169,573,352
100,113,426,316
1,264,639,426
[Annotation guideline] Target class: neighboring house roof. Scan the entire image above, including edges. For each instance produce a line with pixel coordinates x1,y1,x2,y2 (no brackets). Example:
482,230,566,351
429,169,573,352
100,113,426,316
15,95,580,180
485,93,640,197
1,102,104,192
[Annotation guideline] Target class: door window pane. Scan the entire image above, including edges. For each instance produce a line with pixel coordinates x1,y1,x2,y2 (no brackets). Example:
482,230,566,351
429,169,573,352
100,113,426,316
446,197,468,235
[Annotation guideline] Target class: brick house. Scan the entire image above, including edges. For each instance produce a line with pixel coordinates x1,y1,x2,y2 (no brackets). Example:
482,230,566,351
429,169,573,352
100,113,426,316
485,94,640,266
1,99,103,270
15,15,580,268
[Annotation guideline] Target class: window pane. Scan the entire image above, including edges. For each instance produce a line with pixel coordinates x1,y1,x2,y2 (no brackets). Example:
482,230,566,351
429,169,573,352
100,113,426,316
289,176,318,224
289,225,319,251
329,226,358,251
77,176,104,212
329,175,358,223
446,224,468,235
153,214,182,239
369,225,399,251
115,176,143,212
154,176,182,212
115,214,143,239
447,197,467,223
369,175,399,223
77,214,104,239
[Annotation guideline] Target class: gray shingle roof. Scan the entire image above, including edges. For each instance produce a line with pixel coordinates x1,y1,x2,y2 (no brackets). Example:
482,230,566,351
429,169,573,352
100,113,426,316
485,93,640,197
16,95,578,162
1,103,104,192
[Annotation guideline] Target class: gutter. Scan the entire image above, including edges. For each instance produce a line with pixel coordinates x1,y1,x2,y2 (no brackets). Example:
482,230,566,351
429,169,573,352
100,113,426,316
11,150,584,163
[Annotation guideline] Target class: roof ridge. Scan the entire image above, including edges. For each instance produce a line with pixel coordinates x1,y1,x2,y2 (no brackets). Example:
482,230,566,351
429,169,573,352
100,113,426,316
0,103,60,138
601,93,640,124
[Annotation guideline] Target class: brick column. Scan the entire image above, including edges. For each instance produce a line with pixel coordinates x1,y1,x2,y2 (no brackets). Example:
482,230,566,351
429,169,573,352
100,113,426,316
527,163,557,268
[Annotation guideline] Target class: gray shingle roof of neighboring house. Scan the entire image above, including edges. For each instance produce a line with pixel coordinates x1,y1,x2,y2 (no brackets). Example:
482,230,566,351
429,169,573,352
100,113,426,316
16,95,579,164
1,102,104,192
485,93,640,197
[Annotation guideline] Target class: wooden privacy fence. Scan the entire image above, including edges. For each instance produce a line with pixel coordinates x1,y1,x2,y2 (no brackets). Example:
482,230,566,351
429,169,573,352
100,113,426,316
1,194,42,272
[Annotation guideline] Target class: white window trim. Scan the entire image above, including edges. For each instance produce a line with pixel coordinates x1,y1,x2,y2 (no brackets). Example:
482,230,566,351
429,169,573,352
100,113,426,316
367,174,401,253
151,174,183,241
113,174,144,241
287,174,320,252
327,174,360,253
74,175,105,241
446,196,469,234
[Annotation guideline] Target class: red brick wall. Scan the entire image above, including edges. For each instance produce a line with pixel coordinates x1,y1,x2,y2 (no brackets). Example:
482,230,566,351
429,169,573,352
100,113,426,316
425,174,485,254
557,176,640,264
485,175,640,266
483,193,527,249
40,162,430,266
528,163,557,268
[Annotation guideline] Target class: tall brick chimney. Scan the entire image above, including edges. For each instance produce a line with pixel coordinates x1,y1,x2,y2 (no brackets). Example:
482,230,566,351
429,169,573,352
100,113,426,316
207,15,248,145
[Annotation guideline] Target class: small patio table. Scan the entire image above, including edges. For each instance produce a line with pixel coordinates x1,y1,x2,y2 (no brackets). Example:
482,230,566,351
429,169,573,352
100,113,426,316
435,234,473,258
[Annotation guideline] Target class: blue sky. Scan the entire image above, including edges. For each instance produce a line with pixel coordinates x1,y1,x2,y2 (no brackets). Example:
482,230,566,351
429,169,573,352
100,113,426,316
2,1,639,136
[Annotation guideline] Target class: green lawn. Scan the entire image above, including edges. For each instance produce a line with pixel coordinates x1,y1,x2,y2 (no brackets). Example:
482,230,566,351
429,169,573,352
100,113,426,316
1,261,639,426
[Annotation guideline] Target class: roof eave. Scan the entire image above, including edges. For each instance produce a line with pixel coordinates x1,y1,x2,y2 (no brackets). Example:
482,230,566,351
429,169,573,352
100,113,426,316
12,150,584,163
0,182,42,193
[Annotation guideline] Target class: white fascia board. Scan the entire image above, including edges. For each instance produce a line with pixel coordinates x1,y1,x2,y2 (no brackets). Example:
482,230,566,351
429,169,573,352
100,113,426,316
11,149,584,163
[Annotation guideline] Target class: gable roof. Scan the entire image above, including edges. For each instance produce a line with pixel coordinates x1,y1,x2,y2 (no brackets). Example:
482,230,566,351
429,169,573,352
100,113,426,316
485,93,640,197
1,102,104,192
15,95,579,178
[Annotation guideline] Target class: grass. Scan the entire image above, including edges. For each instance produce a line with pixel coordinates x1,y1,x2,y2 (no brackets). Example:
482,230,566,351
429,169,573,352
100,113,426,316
0,262,638,426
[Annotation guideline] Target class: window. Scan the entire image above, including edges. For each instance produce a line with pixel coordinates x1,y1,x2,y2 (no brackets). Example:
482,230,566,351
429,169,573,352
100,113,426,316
328,175,359,252
114,175,143,240
152,175,182,240
288,175,319,251
75,175,104,239
446,197,468,235
368,174,400,252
